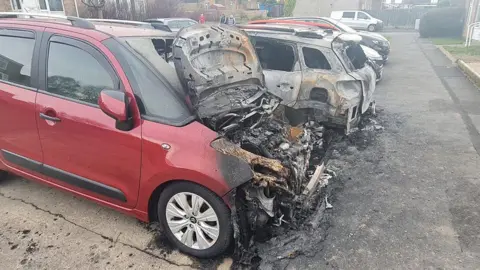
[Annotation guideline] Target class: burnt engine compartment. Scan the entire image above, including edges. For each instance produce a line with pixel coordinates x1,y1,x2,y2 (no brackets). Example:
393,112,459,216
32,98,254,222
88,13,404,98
199,87,333,264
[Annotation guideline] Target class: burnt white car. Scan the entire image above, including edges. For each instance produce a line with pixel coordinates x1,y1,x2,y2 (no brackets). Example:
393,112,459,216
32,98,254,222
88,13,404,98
241,24,376,131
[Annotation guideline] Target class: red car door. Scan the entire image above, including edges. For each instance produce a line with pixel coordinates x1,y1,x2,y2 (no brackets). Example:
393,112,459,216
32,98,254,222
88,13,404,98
0,26,44,178
35,30,141,208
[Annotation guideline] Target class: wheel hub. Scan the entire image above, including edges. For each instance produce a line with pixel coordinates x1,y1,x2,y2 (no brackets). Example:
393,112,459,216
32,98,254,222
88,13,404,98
165,192,220,250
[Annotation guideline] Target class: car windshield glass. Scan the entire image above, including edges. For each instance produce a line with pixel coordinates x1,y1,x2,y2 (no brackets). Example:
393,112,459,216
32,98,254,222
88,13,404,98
117,37,194,123
121,36,181,91
176,20,196,28
326,18,356,33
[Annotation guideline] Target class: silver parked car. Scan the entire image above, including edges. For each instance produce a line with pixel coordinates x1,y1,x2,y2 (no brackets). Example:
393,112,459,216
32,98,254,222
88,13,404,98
144,18,198,33
330,10,383,32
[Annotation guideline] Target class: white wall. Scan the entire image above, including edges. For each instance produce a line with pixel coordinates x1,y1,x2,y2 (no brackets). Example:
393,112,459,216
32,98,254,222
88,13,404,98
293,0,360,17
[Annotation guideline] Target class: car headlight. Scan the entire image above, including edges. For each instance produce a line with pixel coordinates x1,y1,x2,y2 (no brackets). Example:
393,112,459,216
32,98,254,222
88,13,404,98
336,81,362,100
372,40,380,45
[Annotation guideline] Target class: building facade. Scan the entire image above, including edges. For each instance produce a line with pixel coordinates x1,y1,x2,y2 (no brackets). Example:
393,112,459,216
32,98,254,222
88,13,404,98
0,0,80,16
293,0,377,17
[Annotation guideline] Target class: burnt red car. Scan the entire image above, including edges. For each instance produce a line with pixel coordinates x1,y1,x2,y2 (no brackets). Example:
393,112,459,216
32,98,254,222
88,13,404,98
0,13,329,259
0,14,243,258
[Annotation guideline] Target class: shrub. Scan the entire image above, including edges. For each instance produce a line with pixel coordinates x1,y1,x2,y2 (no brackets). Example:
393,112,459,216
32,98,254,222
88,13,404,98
283,0,296,17
419,7,465,38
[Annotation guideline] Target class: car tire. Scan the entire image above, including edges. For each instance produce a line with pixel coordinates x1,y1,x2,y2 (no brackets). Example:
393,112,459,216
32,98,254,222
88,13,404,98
0,170,7,181
157,182,232,258
368,24,376,32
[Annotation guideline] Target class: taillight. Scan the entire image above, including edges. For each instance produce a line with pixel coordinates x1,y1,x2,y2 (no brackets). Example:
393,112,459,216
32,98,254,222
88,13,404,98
336,80,362,99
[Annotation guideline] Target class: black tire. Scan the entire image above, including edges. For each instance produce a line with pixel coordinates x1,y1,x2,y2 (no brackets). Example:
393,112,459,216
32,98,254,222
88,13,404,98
157,181,232,258
0,170,7,181
368,24,376,32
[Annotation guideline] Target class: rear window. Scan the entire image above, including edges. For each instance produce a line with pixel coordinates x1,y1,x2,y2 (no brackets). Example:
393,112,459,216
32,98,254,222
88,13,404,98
342,12,355,19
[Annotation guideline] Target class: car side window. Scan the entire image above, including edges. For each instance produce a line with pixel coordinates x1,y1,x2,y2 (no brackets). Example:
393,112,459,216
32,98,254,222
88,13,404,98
302,47,331,70
0,34,35,88
47,42,115,105
177,20,195,28
342,12,355,19
358,12,369,19
168,21,179,28
252,37,296,72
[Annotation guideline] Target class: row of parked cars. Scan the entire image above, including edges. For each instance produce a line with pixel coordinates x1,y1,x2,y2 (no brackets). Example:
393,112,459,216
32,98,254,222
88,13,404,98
0,12,390,258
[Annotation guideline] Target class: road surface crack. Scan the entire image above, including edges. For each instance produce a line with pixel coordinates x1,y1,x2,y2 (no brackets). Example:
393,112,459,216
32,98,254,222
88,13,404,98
0,191,192,267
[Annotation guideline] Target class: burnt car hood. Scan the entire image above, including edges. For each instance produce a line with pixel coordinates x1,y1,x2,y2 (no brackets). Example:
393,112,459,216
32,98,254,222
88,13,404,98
172,24,266,118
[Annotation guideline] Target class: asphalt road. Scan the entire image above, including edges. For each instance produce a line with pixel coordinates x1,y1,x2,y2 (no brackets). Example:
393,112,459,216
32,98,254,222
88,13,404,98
1,32,480,269
290,32,480,269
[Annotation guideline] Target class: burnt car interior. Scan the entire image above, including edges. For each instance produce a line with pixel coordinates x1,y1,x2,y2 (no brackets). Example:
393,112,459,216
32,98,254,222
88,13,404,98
302,47,331,70
346,43,368,69
252,38,296,71
151,38,174,62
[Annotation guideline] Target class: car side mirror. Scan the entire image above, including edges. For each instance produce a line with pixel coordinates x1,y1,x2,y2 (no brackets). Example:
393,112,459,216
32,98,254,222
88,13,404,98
99,90,133,131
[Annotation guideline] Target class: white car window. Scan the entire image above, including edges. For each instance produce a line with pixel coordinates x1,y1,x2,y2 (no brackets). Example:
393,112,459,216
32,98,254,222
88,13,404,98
357,12,370,20
342,12,355,19
167,21,179,28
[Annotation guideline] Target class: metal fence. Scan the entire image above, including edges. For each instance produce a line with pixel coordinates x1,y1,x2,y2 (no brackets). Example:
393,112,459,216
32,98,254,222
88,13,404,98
366,9,430,29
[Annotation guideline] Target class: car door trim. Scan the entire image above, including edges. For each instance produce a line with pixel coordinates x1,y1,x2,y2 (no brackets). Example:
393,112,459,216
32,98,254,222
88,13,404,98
1,149,127,202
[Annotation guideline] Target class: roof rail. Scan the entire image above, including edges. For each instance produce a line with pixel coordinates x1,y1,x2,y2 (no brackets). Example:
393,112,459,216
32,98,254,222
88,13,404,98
238,25,296,33
0,12,95,29
240,24,325,39
87,19,154,29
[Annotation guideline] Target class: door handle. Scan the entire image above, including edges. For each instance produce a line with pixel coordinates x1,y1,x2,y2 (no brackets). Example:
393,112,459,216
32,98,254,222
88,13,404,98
39,113,61,122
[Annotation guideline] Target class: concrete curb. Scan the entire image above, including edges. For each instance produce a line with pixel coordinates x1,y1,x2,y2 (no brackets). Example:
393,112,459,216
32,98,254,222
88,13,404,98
458,60,480,87
435,45,480,88
436,45,458,64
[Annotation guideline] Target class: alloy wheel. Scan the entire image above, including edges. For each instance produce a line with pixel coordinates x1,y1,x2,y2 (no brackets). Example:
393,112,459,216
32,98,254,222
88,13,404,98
165,192,220,250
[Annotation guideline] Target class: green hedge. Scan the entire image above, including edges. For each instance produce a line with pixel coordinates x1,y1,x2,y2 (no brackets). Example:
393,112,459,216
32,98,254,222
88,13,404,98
419,7,465,38
284,0,296,17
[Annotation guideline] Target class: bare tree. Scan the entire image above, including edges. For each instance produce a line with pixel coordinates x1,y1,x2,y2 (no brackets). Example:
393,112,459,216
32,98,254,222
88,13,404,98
130,0,136,20
81,0,106,18
146,0,182,18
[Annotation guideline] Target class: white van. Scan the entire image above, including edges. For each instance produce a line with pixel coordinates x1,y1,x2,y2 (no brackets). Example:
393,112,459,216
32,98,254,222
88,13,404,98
330,11,383,32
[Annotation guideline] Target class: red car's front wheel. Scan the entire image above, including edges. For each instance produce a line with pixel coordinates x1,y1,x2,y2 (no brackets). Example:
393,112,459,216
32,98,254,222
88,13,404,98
157,182,233,258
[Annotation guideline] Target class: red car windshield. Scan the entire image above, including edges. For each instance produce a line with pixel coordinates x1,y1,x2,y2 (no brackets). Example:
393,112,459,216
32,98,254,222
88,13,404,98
104,37,194,126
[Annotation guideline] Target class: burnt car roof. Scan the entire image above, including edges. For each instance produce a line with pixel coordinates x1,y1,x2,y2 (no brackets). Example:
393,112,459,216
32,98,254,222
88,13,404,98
240,24,341,48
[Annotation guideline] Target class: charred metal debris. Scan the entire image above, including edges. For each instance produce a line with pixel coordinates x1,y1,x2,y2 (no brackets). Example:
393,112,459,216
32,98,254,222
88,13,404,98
171,24,377,265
